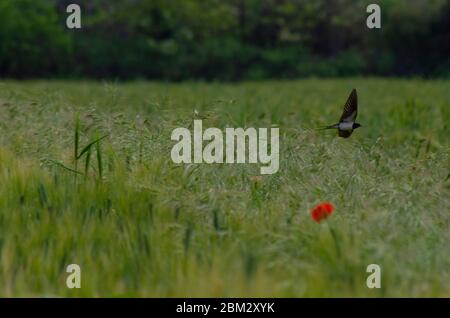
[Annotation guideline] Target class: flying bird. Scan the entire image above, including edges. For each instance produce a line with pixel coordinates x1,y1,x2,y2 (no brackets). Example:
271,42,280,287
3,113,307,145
324,89,361,138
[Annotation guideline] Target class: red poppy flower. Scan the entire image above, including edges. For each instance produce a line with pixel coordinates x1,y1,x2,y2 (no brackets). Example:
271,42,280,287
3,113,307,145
311,202,334,223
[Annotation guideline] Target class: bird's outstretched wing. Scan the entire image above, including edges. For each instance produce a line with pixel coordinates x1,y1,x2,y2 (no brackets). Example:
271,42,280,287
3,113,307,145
338,129,353,138
339,89,358,123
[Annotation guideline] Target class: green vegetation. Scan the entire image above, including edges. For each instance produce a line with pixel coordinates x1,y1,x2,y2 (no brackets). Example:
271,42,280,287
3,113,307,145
0,79,449,296
1,0,450,79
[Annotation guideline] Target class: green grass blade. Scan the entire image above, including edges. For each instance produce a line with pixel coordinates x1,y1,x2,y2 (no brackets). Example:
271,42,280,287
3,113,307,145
74,114,80,162
96,137,103,179
77,134,108,160
74,114,80,183
37,183,48,207
84,147,92,178
45,159,83,175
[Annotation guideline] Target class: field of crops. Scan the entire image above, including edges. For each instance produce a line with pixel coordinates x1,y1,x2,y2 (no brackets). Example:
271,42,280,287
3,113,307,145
0,79,449,297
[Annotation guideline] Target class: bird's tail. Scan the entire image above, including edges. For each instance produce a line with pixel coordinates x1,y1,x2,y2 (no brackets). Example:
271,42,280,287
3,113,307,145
316,124,338,130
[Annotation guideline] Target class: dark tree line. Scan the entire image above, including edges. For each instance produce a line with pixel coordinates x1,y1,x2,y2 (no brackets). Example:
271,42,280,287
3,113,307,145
0,0,449,80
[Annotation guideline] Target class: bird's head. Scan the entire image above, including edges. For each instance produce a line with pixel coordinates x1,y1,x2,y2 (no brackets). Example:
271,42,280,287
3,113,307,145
353,123,361,129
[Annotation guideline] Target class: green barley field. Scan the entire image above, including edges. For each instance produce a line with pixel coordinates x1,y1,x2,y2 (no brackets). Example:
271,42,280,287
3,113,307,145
0,79,449,297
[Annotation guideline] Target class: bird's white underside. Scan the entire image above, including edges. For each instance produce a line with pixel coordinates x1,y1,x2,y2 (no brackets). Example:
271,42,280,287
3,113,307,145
339,122,354,130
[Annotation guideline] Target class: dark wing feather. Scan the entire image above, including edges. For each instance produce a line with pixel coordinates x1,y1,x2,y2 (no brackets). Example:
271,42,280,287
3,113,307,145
339,89,358,123
338,129,353,138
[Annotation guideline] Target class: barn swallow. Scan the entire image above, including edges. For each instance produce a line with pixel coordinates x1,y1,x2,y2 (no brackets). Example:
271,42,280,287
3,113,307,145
324,89,361,138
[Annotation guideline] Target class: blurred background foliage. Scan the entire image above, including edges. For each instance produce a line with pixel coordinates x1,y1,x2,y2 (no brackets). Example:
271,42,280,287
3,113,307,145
0,0,449,80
